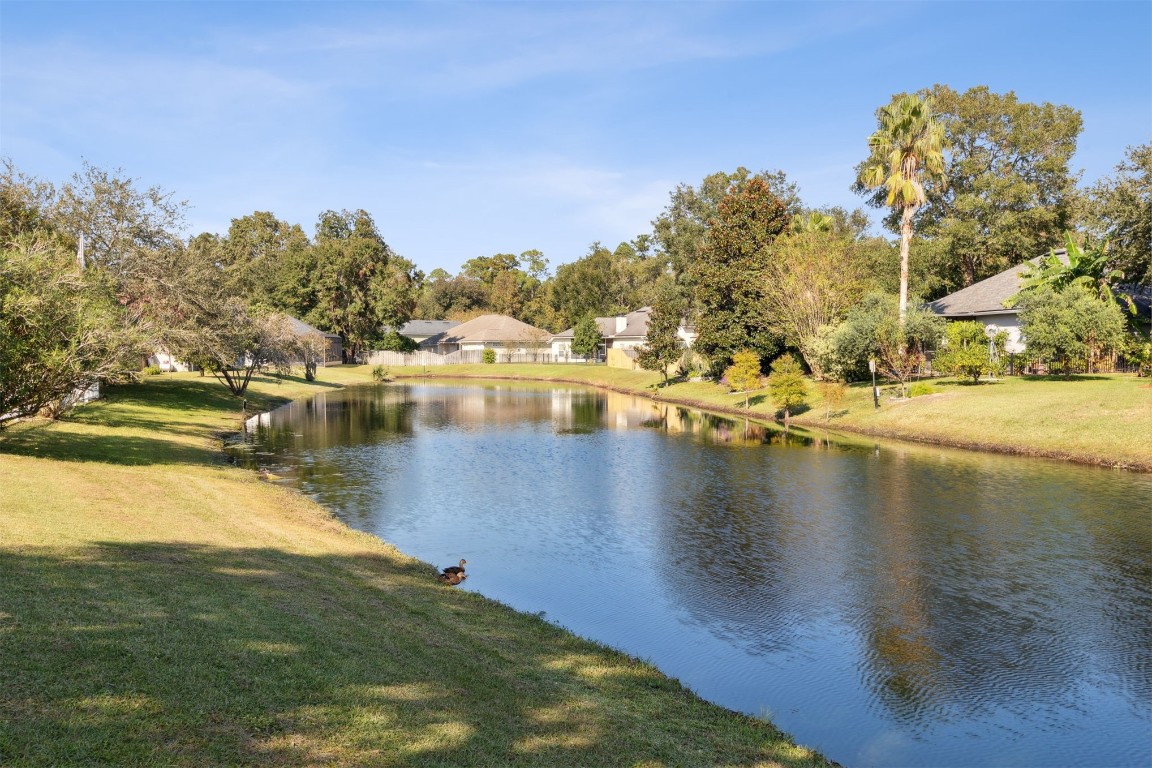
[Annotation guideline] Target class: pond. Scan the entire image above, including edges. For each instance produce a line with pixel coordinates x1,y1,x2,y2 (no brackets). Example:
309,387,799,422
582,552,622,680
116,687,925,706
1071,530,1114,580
234,381,1152,767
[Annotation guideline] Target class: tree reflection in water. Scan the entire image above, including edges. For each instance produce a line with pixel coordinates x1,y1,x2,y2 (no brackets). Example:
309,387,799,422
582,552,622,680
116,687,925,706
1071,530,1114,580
233,381,1152,768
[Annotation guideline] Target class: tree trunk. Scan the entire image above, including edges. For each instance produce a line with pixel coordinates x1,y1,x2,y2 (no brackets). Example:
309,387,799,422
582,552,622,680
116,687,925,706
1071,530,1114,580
898,204,916,325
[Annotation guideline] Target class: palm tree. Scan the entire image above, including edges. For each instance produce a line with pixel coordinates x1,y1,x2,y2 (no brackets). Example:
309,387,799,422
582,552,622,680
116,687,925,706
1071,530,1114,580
791,211,835,234
1016,233,1135,314
856,94,947,323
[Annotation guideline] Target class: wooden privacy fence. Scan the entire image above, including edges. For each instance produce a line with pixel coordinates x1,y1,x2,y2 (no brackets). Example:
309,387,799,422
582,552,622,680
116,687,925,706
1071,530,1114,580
364,349,599,366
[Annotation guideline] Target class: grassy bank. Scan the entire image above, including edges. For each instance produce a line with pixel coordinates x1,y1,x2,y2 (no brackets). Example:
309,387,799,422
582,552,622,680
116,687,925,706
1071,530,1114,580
378,363,1152,471
0,372,830,768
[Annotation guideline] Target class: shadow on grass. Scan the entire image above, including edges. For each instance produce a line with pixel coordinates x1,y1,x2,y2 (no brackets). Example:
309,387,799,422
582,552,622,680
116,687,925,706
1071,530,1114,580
930,379,999,388
774,403,812,418
1019,374,1113,382
0,542,827,768
0,375,349,467
260,373,345,391
0,430,218,466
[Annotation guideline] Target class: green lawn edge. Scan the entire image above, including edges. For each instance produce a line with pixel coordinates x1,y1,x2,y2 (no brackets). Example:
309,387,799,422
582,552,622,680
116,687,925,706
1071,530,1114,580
0,370,836,768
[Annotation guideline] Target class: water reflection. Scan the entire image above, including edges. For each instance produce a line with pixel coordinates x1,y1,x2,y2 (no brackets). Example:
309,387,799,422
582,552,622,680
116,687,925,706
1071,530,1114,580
234,381,1152,768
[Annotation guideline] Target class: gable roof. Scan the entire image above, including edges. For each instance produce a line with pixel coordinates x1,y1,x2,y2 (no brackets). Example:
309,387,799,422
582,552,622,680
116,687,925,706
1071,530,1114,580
613,307,652,338
286,315,341,340
930,251,1067,318
552,316,631,340
553,308,653,340
439,314,550,343
395,319,460,338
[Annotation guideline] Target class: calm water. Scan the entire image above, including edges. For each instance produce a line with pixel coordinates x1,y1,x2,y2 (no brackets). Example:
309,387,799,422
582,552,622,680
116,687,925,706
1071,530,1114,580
235,381,1152,767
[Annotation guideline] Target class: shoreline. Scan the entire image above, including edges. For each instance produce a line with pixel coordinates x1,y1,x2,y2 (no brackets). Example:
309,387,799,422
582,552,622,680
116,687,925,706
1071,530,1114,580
384,370,1152,474
0,373,836,767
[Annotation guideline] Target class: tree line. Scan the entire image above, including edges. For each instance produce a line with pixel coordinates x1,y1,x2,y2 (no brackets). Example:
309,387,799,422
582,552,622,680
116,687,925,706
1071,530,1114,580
2,84,1148,426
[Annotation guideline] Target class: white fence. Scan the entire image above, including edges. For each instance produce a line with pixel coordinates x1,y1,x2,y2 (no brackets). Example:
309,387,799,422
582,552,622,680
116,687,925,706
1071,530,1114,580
364,349,599,366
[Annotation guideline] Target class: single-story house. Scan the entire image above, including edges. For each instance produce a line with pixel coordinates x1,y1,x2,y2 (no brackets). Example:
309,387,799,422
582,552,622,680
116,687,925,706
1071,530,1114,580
389,320,462,350
286,316,343,364
929,250,1151,356
148,348,197,373
148,315,342,370
928,251,1077,353
550,307,698,362
430,314,552,354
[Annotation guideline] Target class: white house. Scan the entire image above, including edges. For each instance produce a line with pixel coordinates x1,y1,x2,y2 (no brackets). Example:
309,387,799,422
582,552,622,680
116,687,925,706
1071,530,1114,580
928,254,1065,353
550,307,698,361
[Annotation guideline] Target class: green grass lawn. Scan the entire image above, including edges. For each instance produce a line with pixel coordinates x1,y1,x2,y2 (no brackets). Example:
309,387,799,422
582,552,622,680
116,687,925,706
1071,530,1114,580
0,371,831,768
795,374,1152,469
3,362,1143,764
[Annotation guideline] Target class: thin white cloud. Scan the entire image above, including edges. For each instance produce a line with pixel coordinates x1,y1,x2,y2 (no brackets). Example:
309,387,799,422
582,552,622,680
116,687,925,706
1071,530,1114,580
193,2,879,96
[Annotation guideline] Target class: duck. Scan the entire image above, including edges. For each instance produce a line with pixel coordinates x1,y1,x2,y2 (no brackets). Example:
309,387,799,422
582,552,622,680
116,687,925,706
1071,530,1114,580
437,571,467,586
441,559,467,576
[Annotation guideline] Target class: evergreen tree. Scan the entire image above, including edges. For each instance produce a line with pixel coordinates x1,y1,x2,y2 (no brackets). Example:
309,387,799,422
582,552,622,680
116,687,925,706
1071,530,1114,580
570,315,603,361
690,178,790,375
637,292,684,386
1085,142,1152,286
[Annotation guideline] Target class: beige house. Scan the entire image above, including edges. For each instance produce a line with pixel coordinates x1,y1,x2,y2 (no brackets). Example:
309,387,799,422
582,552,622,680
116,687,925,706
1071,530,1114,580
432,314,552,354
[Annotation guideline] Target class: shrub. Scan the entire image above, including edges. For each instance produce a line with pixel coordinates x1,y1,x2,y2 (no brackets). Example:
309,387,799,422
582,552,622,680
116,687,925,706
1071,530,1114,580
142,365,162,376
908,382,938,397
934,321,1005,383
1018,284,1126,375
482,349,497,364
1137,342,1152,377
371,365,390,382
377,331,418,353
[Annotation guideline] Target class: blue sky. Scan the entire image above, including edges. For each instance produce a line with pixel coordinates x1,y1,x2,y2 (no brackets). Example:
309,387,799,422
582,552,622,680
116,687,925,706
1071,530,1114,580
2,1,1149,275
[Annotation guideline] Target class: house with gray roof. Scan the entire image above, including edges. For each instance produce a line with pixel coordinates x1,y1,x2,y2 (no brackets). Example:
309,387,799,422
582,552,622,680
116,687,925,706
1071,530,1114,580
390,319,461,350
433,314,552,353
928,253,1065,354
150,314,342,370
285,316,344,363
550,307,698,362
931,249,1152,359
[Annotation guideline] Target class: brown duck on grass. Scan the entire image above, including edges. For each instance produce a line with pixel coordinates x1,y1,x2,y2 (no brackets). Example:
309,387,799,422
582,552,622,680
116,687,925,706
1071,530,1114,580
437,571,467,586
437,559,467,586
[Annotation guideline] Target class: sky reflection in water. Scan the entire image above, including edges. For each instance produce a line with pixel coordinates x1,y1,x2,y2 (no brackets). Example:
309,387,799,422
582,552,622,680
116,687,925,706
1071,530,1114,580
236,382,1152,768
